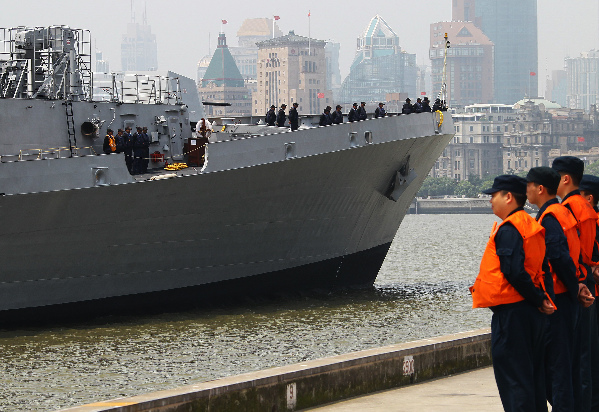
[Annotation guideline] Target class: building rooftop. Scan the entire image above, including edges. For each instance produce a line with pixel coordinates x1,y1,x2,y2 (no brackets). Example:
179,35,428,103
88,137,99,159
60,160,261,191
513,98,562,109
237,18,282,38
430,21,493,48
201,33,244,88
256,30,325,48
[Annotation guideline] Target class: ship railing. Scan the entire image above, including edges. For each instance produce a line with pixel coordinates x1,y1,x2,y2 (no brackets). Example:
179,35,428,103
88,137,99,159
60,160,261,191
15,146,96,161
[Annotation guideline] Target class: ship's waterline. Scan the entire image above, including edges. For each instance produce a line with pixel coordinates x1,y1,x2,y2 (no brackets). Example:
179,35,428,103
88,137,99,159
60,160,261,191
0,214,495,412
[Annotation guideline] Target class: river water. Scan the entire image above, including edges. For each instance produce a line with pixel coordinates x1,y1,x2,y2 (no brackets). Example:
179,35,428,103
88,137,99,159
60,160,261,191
0,214,498,411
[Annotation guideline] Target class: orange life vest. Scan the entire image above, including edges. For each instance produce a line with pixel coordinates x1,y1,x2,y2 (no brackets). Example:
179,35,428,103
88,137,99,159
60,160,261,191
562,193,597,280
107,135,116,152
471,210,546,308
540,203,581,293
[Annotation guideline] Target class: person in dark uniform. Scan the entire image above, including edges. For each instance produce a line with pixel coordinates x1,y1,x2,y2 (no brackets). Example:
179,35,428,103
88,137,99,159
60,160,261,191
348,103,358,122
319,106,332,126
413,98,423,113
422,97,432,113
552,156,599,412
265,105,276,126
132,127,145,174
103,129,116,154
401,98,412,114
357,102,367,121
115,129,125,154
123,126,133,174
471,175,555,412
141,127,150,173
374,103,386,118
288,102,299,131
526,167,593,411
332,105,343,124
277,104,287,127
432,98,442,112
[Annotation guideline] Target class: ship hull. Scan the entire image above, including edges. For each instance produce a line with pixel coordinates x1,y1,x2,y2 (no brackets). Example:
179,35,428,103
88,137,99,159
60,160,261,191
0,113,453,321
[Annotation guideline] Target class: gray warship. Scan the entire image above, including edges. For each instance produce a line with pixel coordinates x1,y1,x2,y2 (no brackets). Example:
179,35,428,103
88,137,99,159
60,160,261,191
0,26,454,322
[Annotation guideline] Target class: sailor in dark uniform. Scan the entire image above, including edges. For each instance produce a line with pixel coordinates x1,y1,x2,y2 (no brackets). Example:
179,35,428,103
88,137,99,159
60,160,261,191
348,103,358,122
288,102,299,131
357,102,367,121
332,105,343,124
374,102,386,118
265,105,276,126
422,97,432,113
277,104,287,127
402,98,412,114
319,106,332,126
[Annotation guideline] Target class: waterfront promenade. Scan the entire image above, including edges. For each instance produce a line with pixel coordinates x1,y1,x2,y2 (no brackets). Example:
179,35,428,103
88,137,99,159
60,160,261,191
60,329,493,412
302,367,502,411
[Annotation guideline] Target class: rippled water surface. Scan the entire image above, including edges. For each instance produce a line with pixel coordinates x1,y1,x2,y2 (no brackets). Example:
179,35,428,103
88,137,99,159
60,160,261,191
0,214,497,411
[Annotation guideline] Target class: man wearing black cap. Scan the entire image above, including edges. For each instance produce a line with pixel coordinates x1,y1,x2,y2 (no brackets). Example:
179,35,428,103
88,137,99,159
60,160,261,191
265,105,276,126
471,175,555,412
357,102,367,121
422,97,432,113
277,104,287,127
579,174,599,211
374,102,386,118
288,102,299,131
527,167,594,411
553,156,599,411
402,98,412,115
348,103,358,122
332,105,343,124
319,106,332,126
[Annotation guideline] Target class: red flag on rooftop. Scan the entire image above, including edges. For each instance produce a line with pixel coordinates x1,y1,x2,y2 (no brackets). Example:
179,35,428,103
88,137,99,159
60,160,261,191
222,19,228,24
421,92,426,96
274,15,280,20
317,93,324,98
530,71,536,76
578,136,585,142
308,11,311,17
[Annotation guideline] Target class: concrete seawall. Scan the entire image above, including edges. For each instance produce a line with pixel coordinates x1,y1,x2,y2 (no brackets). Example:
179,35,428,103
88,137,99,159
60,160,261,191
59,329,491,412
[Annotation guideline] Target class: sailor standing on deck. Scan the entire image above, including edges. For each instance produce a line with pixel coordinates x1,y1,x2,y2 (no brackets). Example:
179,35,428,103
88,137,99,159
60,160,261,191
332,105,343,124
526,167,593,411
357,102,367,121
470,175,555,412
348,103,358,122
288,102,299,131
552,156,599,412
123,127,133,173
266,105,276,126
374,103,386,118
277,104,287,127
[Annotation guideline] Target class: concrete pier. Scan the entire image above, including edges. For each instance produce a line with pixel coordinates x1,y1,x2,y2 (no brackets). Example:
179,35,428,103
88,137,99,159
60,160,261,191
58,329,491,412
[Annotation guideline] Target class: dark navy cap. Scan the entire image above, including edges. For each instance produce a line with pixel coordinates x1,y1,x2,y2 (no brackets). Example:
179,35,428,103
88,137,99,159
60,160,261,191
580,174,599,197
482,175,527,195
552,156,584,181
526,167,560,193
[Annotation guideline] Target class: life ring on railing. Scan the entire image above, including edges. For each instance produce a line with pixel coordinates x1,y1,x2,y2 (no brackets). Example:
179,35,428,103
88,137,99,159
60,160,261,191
436,110,444,128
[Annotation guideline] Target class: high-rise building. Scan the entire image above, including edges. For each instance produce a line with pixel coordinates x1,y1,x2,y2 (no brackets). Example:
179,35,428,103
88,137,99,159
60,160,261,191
254,30,332,116
339,15,416,104
121,18,158,71
325,42,342,99
453,0,538,105
546,70,567,108
198,33,251,117
430,21,494,107
566,50,599,110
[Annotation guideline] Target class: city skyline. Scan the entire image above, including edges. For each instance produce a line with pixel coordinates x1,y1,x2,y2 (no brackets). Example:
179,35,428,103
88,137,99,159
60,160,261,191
1,0,598,98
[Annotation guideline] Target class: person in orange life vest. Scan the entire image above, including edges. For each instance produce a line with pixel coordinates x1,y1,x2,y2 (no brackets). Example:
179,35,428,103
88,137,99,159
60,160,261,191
579,175,599,286
552,156,599,412
103,128,116,154
471,175,554,412
527,167,594,412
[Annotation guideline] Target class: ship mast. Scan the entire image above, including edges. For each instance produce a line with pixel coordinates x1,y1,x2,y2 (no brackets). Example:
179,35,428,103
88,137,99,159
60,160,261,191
437,32,450,109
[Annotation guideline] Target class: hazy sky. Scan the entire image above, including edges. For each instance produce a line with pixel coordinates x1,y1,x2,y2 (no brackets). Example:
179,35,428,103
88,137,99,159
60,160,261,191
1,0,597,96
